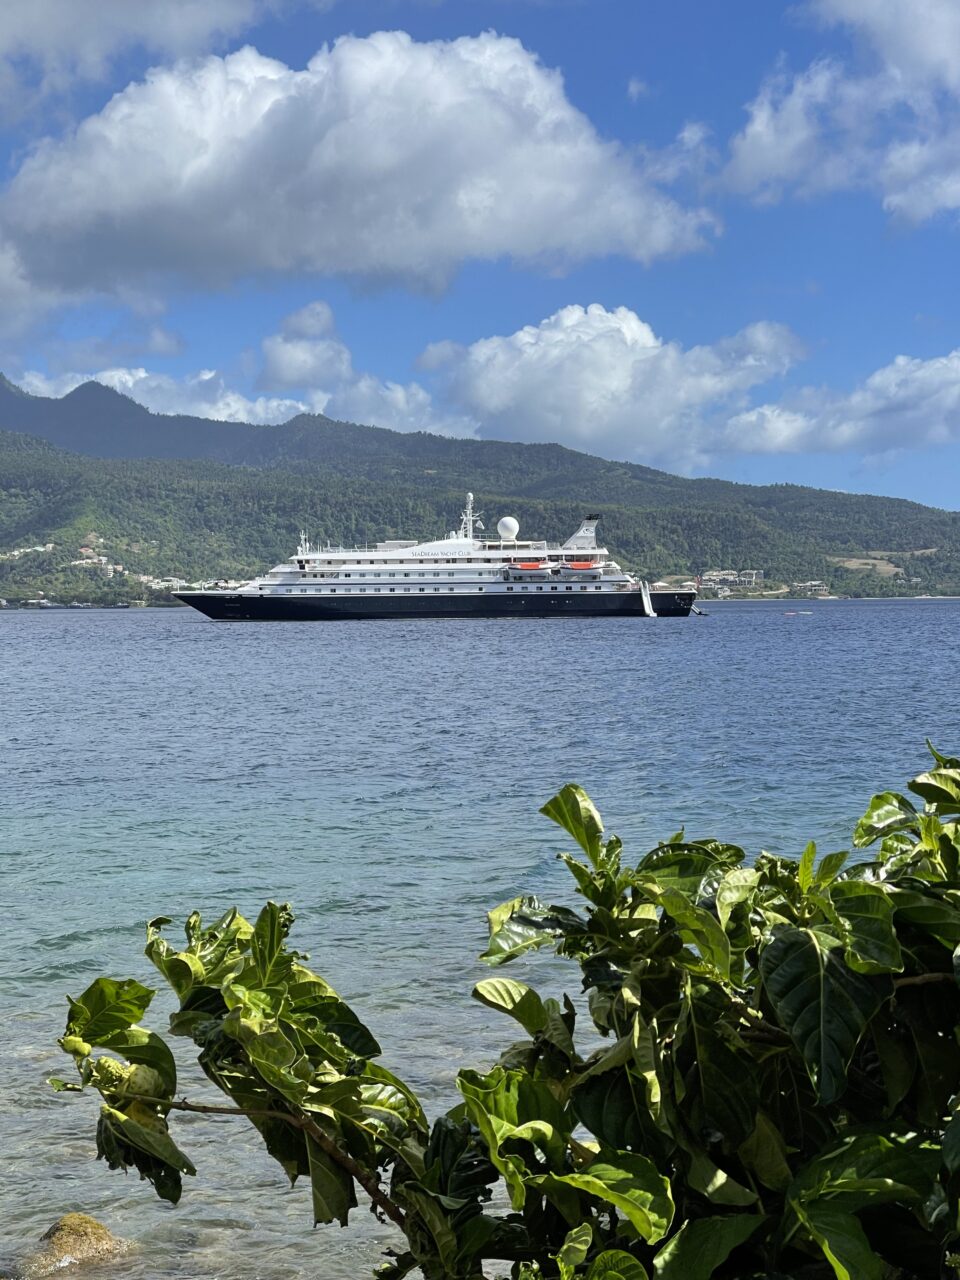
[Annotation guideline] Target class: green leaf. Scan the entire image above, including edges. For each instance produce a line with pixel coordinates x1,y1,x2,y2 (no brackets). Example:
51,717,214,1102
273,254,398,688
99,1102,196,1176
681,988,757,1147
534,1152,674,1244
251,901,295,985
815,850,849,888
715,868,760,933
828,881,903,974
853,792,918,848
759,926,888,1104
555,1223,593,1280
909,768,960,810
799,842,817,894
96,1025,178,1096
652,1214,765,1279
658,889,730,980
456,1067,568,1207
472,977,547,1036
790,1132,940,1211
685,1151,758,1206
635,845,742,903
889,886,960,947
586,1252,649,1280
738,1111,792,1192
794,1202,881,1280
541,784,604,865
66,977,155,1043
480,896,583,966
307,1133,356,1227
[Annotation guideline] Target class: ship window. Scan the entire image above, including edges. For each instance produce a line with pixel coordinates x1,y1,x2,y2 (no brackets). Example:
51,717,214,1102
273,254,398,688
374,588,380,593
403,588,410,593
389,573,395,578
404,573,410,578
300,589,306,593
478,587,483,592
566,586,572,591
389,588,395,593
313,574,318,578
285,589,291,593
595,585,601,590
419,588,425,593
580,586,587,591
360,588,366,593
434,588,440,592
522,586,528,591
344,573,351,578
551,585,557,591
330,588,336,593
506,586,513,592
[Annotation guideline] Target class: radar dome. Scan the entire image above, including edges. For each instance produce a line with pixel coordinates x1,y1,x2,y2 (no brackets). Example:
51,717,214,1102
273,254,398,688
497,516,520,541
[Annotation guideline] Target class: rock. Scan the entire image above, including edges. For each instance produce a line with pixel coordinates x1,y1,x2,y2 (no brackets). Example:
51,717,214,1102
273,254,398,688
15,1214,124,1275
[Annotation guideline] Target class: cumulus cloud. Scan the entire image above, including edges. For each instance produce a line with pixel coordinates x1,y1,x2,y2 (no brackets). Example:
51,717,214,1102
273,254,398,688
258,300,473,434
0,0,330,110
727,0,960,220
20,367,307,424
0,32,715,300
725,349,960,454
808,0,960,92
427,303,801,468
726,0,960,221
20,303,960,469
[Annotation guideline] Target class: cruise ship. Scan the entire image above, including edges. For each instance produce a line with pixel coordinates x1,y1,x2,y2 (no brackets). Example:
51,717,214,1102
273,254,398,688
174,495,697,621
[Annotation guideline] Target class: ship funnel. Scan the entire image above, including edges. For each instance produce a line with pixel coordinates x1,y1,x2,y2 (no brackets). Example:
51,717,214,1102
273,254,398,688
562,515,600,550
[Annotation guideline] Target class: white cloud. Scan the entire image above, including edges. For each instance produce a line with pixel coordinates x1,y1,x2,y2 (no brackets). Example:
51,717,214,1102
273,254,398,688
726,349,960,454
257,300,473,434
627,77,648,102
0,32,715,301
808,0,960,92
726,0,960,221
20,304,960,469
0,1,331,110
20,367,307,424
427,303,801,468
260,302,354,389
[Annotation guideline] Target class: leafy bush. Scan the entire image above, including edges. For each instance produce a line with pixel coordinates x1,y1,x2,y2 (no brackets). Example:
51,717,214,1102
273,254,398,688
53,747,960,1278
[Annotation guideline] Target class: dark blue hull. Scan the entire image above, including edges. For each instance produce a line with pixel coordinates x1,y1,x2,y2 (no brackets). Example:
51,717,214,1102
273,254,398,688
174,590,667,621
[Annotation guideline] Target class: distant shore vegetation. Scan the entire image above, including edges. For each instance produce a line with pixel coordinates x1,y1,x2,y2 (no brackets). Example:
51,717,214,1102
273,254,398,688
3,398,960,602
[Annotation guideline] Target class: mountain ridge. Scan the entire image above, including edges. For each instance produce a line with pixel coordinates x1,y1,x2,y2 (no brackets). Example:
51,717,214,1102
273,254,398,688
2,375,960,600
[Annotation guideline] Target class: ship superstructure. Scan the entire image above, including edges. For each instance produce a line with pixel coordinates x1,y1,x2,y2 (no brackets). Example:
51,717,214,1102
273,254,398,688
174,494,696,621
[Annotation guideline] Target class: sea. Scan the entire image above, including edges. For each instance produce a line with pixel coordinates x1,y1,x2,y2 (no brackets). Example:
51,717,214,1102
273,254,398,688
1,599,957,1278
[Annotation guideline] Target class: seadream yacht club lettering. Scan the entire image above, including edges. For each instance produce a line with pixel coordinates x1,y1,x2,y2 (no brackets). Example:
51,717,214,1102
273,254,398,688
174,493,698,622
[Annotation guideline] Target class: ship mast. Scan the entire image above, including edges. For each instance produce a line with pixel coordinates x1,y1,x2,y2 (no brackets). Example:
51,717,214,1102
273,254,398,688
459,492,482,541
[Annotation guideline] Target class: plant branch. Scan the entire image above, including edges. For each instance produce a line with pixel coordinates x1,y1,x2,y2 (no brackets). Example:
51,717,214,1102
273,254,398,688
893,972,956,989
145,1095,406,1229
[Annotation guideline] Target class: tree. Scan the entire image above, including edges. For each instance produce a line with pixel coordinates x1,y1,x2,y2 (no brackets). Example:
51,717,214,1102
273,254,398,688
52,747,960,1278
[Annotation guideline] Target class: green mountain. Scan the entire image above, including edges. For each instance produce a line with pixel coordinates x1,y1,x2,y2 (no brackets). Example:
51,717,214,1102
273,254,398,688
0,377,959,602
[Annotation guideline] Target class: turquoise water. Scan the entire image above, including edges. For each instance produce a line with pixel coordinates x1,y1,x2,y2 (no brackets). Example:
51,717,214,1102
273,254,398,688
1,601,957,1277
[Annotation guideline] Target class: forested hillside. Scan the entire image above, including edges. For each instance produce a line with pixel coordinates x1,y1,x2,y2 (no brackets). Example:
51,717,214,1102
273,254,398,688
2,424,960,602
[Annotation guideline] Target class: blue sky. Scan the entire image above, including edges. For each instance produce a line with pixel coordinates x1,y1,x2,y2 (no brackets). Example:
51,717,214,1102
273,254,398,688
2,0,960,507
